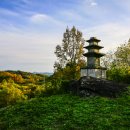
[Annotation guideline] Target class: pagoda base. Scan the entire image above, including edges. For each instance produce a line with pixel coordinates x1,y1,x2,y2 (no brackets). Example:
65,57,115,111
81,68,106,78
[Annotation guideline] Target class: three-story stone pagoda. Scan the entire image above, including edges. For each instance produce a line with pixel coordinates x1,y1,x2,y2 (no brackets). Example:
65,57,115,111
81,37,106,78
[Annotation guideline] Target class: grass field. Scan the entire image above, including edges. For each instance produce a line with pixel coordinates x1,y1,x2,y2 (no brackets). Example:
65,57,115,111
0,92,130,130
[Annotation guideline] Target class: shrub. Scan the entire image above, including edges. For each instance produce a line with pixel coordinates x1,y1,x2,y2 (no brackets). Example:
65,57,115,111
0,80,27,108
107,65,130,84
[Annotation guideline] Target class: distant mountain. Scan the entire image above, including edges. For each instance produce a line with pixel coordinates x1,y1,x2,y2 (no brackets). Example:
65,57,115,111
2,70,53,76
33,72,53,76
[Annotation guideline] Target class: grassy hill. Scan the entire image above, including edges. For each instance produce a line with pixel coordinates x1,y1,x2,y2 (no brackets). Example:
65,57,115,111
0,93,130,130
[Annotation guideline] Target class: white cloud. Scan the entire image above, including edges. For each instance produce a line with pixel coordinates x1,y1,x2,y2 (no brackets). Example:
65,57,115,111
30,14,49,23
30,13,64,27
77,0,107,20
90,2,97,6
83,0,98,7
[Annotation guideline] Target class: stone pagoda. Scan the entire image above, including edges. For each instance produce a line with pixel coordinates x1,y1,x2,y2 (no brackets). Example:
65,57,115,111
81,37,106,78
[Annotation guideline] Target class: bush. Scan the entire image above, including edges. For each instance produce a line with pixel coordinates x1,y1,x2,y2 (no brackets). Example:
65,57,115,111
0,80,46,108
0,80,27,107
40,79,71,96
107,65,130,84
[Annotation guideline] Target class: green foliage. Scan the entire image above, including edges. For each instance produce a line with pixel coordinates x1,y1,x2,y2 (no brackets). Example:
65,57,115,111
0,71,24,83
54,26,86,80
0,80,27,107
0,70,52,108
115,39,130,65
107,65,130,83
0,93,130,130
106,39,130,83
0,70,71,108
101,51,115,69
42,79,71,96
53,60,85,81
0,78,50,108
20,83,45,98
0,70,47,85
0,70,72,108
60,80,71,93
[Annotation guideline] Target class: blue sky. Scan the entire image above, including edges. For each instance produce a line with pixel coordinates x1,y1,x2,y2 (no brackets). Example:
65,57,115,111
0,0,130,72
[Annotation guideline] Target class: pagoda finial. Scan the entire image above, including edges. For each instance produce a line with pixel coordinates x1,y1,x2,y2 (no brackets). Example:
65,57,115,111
87,37,101,43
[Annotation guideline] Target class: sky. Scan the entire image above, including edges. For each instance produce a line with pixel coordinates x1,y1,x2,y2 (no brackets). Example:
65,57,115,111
0,0,130,72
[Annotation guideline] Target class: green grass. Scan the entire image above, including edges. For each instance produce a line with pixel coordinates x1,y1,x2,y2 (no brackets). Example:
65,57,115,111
0,93,130,130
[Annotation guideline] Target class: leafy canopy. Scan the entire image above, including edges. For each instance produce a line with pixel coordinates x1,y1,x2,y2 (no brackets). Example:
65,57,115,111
54,26,86,80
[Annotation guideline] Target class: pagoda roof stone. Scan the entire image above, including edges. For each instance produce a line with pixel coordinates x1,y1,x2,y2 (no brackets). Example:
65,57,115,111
84,44,103,49
83,52,105,57
86,37,101,43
